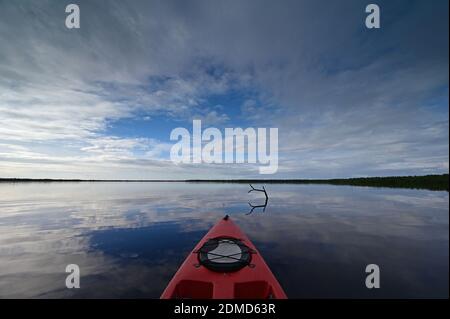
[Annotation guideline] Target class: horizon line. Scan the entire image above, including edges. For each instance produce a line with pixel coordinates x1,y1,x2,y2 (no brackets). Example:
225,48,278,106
0,173,448,182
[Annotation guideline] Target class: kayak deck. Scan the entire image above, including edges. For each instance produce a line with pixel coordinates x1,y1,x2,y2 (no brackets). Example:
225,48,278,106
161,215,287,299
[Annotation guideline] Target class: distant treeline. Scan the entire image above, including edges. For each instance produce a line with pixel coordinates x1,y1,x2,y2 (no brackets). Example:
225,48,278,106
0,174,448,191
0,178,176,183
187,174,449,191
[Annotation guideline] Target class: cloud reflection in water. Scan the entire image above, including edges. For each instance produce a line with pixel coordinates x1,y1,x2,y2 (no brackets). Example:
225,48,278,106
0,182,448,298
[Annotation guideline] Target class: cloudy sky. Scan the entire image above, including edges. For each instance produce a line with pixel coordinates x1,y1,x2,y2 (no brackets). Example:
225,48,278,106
0,0,448,179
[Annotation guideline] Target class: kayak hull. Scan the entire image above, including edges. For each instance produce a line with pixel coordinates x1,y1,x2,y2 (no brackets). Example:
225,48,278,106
161,216,287,299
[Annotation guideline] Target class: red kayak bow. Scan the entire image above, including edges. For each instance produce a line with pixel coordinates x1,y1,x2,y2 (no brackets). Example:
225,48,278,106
161,215,287,299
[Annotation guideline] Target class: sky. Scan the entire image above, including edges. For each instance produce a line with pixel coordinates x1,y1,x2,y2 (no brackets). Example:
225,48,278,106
0,0,448,179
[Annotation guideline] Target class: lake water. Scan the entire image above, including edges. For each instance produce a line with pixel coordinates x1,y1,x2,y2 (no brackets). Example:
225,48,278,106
0,182,448,298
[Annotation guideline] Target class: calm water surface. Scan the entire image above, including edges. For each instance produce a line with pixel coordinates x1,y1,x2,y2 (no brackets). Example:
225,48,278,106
0,182,448,298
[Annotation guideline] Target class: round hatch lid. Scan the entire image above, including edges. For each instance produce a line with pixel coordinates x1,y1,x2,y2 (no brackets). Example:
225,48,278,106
197,237,252,272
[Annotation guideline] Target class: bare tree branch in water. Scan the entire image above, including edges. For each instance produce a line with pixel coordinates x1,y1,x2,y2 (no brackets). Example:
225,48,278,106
247,184,269,215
